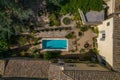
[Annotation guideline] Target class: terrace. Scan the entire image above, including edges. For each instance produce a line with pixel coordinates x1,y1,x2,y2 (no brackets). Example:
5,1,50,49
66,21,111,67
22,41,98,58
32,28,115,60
9,12,98,63
32,24,96,55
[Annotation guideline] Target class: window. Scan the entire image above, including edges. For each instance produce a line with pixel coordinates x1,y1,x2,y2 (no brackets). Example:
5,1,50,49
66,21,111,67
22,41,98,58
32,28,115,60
102,33,105,38
100,30,105,41
107,22,110,26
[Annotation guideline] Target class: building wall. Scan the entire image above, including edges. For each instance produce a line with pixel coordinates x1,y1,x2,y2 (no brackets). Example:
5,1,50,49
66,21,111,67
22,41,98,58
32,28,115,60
105,0,115,15
97,18,114,67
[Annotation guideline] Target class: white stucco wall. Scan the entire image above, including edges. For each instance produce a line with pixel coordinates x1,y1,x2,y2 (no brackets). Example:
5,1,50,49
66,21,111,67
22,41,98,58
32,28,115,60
97,18,113,66
106,0,115,15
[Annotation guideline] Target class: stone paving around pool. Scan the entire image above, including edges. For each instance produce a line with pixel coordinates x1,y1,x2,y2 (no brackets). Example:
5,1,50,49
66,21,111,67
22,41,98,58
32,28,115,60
34,14,96,55
36,28,96,55
62,29,96,55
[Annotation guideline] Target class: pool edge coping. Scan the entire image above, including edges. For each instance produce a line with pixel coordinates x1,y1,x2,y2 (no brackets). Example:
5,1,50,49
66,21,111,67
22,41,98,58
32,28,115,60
41,38,68,51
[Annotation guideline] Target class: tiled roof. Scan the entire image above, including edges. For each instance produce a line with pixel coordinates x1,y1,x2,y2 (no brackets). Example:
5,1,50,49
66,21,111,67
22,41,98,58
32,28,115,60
63,70,120,80
48,64,72,80
115,0,120,13
113,15,120,72
0,60,5,76
2,59,120,80
1,77,47,80
85,10,104,23
48,63,120,80
4,59,50,78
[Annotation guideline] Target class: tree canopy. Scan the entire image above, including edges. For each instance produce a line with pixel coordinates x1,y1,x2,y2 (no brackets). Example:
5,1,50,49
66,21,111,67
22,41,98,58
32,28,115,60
49,0,103,14
0,0,34,40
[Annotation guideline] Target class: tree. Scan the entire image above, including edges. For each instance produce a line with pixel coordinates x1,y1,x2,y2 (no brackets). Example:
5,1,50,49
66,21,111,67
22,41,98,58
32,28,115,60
0,39,8,53
0,1,33,40
44,51,52,60
55,0,103,14
44,51,61,60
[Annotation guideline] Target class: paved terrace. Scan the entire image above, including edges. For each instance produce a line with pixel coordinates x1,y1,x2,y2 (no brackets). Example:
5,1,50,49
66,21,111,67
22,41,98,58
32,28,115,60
66,29,96,54
35,27,73,38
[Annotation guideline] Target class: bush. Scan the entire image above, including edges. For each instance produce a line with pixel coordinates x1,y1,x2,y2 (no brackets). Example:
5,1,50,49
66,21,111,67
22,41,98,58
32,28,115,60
59,0,103,14
49,13,60,26
18,36,27,46
44,51,61,60
80,48,86,54
80,25,89,32
20,51,25,57
54,20,61,26
73,12,81,20
76,24,89,32
49,20,55,26
65,32,76,39
33,38,40,45
63,17,71,25
38,10,43,16
91,27,99,36
76,22,81,28
44,52,52,60
90,48,99,54
0,39,8,53
32,52,40,58
0,39,9,58
34,21,42,27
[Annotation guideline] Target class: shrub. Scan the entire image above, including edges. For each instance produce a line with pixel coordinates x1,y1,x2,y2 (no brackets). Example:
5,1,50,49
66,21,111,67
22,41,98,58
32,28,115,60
93,37,98,47
49,13,60,26
65,32,76,39
59,0,103,14
38,10,43,16
91,27,99,36
90,48,99,54
20,51,25,57
49,20,55,26
0,39,8,53
18,36,27,46
76,22,81,29
80,48,86,54
44,51,61,60
80,25,89,32
44,52,52,60
0,39,9,58
31,48,39,54
11,53,18,57
34,21,42,27
54,20,61,26
63,17,71,25
33,38,40,45
32,52,40,58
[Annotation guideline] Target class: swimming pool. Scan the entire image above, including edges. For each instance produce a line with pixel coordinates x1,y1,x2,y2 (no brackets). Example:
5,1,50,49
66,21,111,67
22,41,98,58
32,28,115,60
42,38,68,51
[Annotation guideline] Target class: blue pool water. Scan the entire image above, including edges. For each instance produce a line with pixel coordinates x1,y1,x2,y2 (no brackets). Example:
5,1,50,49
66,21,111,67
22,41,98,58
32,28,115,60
42,39,68,50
